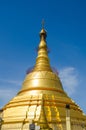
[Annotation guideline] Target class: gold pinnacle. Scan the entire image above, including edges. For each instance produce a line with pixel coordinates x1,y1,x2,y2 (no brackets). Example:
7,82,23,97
42,19,45,29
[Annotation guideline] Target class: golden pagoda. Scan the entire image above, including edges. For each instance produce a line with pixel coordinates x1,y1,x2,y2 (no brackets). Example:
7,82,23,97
0,26,86,130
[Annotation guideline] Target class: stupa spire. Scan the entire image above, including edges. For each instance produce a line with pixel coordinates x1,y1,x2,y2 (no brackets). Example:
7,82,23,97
41,19,45,29
33,24,52,72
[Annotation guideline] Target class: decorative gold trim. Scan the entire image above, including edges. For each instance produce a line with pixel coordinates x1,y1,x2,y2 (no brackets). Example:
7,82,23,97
18,87,64,94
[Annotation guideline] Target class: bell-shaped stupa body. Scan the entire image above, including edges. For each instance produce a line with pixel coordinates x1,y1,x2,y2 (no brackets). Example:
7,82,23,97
0,27,86,130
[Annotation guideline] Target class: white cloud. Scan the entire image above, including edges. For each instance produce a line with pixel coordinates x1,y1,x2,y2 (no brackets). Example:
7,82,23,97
0,79,22,86
0,88,17,98
59,67,79,95
0,88,18,108
0,79,22,108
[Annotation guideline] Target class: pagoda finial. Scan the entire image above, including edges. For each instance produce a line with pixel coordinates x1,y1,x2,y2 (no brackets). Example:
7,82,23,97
42,19,45,29
40,20,47,40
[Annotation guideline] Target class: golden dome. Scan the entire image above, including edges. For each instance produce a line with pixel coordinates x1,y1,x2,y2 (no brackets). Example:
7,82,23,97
0,27,86,130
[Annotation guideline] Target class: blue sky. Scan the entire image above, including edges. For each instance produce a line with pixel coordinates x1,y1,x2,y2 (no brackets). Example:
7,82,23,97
0,0,86,113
